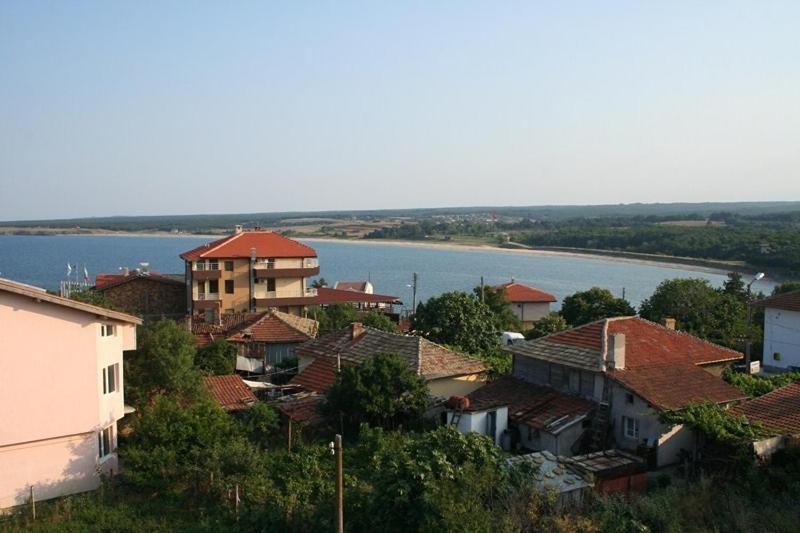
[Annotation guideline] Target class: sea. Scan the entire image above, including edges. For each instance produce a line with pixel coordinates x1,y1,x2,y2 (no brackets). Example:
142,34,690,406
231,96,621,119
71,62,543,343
0,234,777,310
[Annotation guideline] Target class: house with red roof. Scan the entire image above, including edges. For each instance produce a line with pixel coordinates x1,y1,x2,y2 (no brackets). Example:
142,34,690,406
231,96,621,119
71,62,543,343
180,227,320,318
291,323,487,399
753,289,800,370
731,381,800,459
493,281,557,329
203,375,257,412
499,317,746,466
191,310,318,374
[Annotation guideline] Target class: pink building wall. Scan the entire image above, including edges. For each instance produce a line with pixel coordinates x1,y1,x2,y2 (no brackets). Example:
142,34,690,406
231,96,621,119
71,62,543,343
0,290,137,509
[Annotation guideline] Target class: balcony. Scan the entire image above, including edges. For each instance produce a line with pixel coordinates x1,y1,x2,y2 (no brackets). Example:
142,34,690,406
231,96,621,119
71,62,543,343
193,262,222,280
197,293,220,301
253,264,320,279
253,258,318,269
305,287,318,297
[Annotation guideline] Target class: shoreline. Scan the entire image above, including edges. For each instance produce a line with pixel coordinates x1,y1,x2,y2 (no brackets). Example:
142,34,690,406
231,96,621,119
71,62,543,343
1,229,781,279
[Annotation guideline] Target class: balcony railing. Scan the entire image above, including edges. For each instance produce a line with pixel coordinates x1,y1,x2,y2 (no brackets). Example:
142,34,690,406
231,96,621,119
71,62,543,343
253,258,319,269
197,292,220,301
194,263,220,271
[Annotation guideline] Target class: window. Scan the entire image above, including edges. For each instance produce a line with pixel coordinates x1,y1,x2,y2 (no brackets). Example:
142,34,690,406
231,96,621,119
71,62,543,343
266,278,276,292
101,324,115,337
622,416,640,440
208,280,219,294
98,425,114,458
625,392,635,404
102,363,119,394
225,280,234,294
774,352,782,361
197,280,206,293
486,410,497,440
224,260,234,272
209,260,219,270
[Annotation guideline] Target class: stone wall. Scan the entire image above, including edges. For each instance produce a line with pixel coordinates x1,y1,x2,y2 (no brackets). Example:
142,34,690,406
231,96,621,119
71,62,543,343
102,278,186,321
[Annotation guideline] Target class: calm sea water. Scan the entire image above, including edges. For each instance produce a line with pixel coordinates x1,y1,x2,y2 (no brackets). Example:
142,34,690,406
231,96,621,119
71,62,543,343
0,234,775,310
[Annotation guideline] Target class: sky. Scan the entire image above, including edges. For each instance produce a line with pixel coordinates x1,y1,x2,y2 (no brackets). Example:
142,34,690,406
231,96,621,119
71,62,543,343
1,1,799,220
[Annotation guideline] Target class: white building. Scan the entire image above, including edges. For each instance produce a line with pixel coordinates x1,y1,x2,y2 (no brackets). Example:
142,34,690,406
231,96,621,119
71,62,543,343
755,290,800,370
0,278,141,509
493,282,556,330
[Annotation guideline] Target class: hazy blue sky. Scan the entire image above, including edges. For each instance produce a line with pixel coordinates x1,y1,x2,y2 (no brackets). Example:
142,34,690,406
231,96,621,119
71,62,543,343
1,1,798,220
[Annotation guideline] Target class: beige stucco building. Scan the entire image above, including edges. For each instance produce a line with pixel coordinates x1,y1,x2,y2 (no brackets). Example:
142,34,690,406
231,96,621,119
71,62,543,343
180,227,320,318
0,278,141,510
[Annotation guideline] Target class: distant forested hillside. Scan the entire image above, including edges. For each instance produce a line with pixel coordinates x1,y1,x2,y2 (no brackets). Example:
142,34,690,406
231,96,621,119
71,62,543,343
3,201,800,232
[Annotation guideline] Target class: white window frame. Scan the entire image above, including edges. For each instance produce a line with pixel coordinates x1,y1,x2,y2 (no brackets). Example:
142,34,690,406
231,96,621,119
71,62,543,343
101,324,115,337
102,363,119,394
98,425,115,458
622,416,640,440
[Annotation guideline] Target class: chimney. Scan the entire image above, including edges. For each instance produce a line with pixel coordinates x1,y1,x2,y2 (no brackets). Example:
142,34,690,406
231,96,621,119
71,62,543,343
608,333,626,370
662,318,676,330
139,262,150,275
235,224,244,234
121,266,130,276
351,322,365,340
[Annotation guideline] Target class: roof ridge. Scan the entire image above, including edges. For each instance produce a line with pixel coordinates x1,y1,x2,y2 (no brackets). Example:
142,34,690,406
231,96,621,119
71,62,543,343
200,232,244,258
632,316,743,358
273,310,317,338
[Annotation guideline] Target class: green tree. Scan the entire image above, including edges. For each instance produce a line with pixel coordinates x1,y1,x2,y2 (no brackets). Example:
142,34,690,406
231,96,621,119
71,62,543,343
324,352,429,429
126,319,201,406
560,287,635,326
771,280,800,296
69,289,118,310
315,303,400,334
639,278,748,349
310,277,328,289
238,402,280,448
473,285,523,331
195,339,237,375
412,291,499,353
525,311,570,339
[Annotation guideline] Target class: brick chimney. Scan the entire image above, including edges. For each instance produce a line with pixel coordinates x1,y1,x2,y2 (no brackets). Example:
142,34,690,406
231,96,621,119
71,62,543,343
608,333,626,370
350,322,365,340
662,318,676,330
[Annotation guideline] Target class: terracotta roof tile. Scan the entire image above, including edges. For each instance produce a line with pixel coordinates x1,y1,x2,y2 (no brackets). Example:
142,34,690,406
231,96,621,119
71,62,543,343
290,356,342,393
180,231,317,261
192,311,318,345
95,271,184,291
334,281,369,292
752,289,800,313
507,317,745,410
204,375,257,411
275,394,326,425
731,381,800,435
494,282,557,303
465,376,595,432
315,287,401,305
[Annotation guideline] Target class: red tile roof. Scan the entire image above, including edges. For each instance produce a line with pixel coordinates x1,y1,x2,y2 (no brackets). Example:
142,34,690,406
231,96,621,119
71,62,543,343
315,287,401,305
290,356,342,393
192,311,318,346
731,381,800,436
275,394,326,425
509,317,746,410
494,282,557,303
752,289,800,313
203,375,257,411
465,376,595,433
180,231,317,261
95,271,184,290
334,281,369,292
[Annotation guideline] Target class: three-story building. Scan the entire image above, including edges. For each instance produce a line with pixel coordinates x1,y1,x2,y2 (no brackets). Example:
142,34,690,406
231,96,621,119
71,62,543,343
180,227,320,318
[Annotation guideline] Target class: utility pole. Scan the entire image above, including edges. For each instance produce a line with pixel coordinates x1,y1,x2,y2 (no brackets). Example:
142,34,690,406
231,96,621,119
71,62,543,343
334,434,344,533
480,276,485,303
744,273,766,373
411,272,418,315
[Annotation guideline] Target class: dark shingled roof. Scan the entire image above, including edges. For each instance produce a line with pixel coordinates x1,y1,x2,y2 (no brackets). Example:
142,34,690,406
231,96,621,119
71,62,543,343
752,289,800,313
297,325,486,380
464,375,595,433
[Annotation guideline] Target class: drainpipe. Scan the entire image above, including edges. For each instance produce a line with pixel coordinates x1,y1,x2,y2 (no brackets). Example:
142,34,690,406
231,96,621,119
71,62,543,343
249,247,256,312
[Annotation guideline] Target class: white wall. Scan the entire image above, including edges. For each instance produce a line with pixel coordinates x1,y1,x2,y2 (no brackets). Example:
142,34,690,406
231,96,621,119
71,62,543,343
762,307,800,369
447,407,508,446
512,302,551,325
